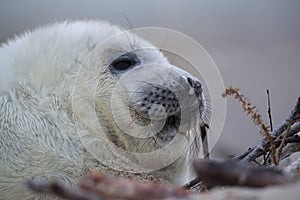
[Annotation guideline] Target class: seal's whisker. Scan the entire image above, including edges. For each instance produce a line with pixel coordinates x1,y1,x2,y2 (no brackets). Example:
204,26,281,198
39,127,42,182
127,113,140,126
139,137,156,151
98,90,149,98
110,90,136,105
126,98,148,106
121,14,137,49
203,109,213,124
201,95,213,124
120,26,135,51
154,71,167,83
121,90,149,94
155,71,186,91
133,81,162,89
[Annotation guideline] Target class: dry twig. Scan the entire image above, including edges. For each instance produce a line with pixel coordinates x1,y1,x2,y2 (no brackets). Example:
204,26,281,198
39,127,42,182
222,87,277,164
242,97,300,162
79,172,188,200
193,159,292,187
27,178,101,200
200,123,210,159
28,173,189,200
182,177,203,190
276,119,300,163
266,89,273,131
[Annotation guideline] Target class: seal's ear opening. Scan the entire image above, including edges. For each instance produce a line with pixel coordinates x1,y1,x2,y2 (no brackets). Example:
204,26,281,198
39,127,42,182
109,51,141,74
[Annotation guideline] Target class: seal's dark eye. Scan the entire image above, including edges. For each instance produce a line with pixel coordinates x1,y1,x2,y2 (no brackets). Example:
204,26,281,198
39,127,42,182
109,52,141,74
111,56,135,71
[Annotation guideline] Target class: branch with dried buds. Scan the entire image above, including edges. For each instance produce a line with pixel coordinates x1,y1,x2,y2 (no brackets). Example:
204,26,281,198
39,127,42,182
223,87,300,164
241,97,300,163
222,87,277,164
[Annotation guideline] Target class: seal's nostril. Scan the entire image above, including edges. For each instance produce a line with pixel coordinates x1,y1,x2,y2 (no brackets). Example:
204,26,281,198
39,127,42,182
186,77,202,98
187,77,194,88
195,81,202,88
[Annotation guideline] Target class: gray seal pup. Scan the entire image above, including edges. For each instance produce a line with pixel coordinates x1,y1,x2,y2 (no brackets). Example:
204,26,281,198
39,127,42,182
0,20,206,199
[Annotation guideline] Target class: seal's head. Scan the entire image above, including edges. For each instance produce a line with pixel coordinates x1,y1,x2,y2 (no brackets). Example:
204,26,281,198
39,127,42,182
75,28,206,168
110,49,206,150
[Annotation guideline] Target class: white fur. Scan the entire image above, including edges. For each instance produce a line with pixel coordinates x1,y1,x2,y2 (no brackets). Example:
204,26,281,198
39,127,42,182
0,20,198,199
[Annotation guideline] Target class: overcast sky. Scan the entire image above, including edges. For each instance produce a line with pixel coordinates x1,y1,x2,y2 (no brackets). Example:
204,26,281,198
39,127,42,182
0,0,299,158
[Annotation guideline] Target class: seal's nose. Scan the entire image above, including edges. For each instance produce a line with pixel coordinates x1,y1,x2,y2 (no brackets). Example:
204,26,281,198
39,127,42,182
187,77,202,98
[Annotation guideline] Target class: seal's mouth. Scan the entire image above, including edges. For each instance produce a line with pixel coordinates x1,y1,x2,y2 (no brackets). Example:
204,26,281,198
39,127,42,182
157,113,181,143
165,115,179,129
166,114,181,132
130,106,181,143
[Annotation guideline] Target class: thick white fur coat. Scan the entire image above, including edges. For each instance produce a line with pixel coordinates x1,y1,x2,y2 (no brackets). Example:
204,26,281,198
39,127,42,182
0,21,194,199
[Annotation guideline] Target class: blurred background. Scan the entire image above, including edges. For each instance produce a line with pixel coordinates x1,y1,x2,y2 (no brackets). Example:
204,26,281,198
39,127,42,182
0,0,299,158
